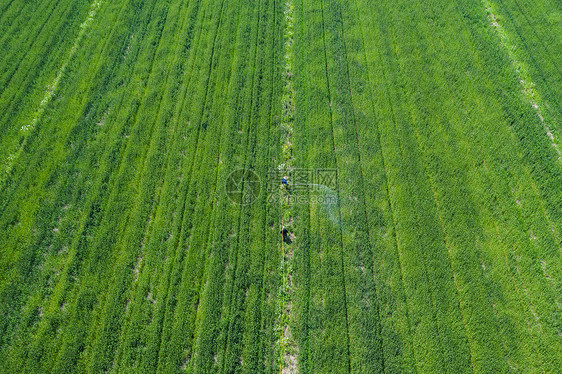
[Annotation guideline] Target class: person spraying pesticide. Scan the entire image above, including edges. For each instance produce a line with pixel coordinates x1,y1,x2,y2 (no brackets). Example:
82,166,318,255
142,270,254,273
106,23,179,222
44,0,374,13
280,226,292,244
281,176,291,192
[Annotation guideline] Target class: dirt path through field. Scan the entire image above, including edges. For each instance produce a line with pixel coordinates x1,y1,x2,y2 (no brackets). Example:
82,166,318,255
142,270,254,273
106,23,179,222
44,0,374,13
1,0,104,188
483,0,561,161
276,0,298,373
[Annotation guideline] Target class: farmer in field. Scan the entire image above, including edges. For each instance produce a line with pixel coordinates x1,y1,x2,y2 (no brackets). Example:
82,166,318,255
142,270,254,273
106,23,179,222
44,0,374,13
282,175,291,192
281,226,291,244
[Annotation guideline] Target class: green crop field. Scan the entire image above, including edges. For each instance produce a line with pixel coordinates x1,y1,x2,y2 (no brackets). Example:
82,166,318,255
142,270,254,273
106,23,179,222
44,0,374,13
0,0,560,373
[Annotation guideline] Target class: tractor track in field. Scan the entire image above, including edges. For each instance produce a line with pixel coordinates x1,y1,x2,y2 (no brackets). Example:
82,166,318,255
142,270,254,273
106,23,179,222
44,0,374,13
82,0,211,370
9,0,155,368
145,4,208,352
21,0,149,311
115,1,208,368
150,1,228,367
157,2,245,371
0,0,124,329
480,0,562,256
337,0,388,370
318,0,352,372
0,0,62,89
392,6,503,370
418,1,558,366
0,0,82,114
213,0,273,369
0,0,103,191
483,0,561,161
359,2,419,371
219,2,267,362
33,0,177,370
0,0,19,19
372,2,438,371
